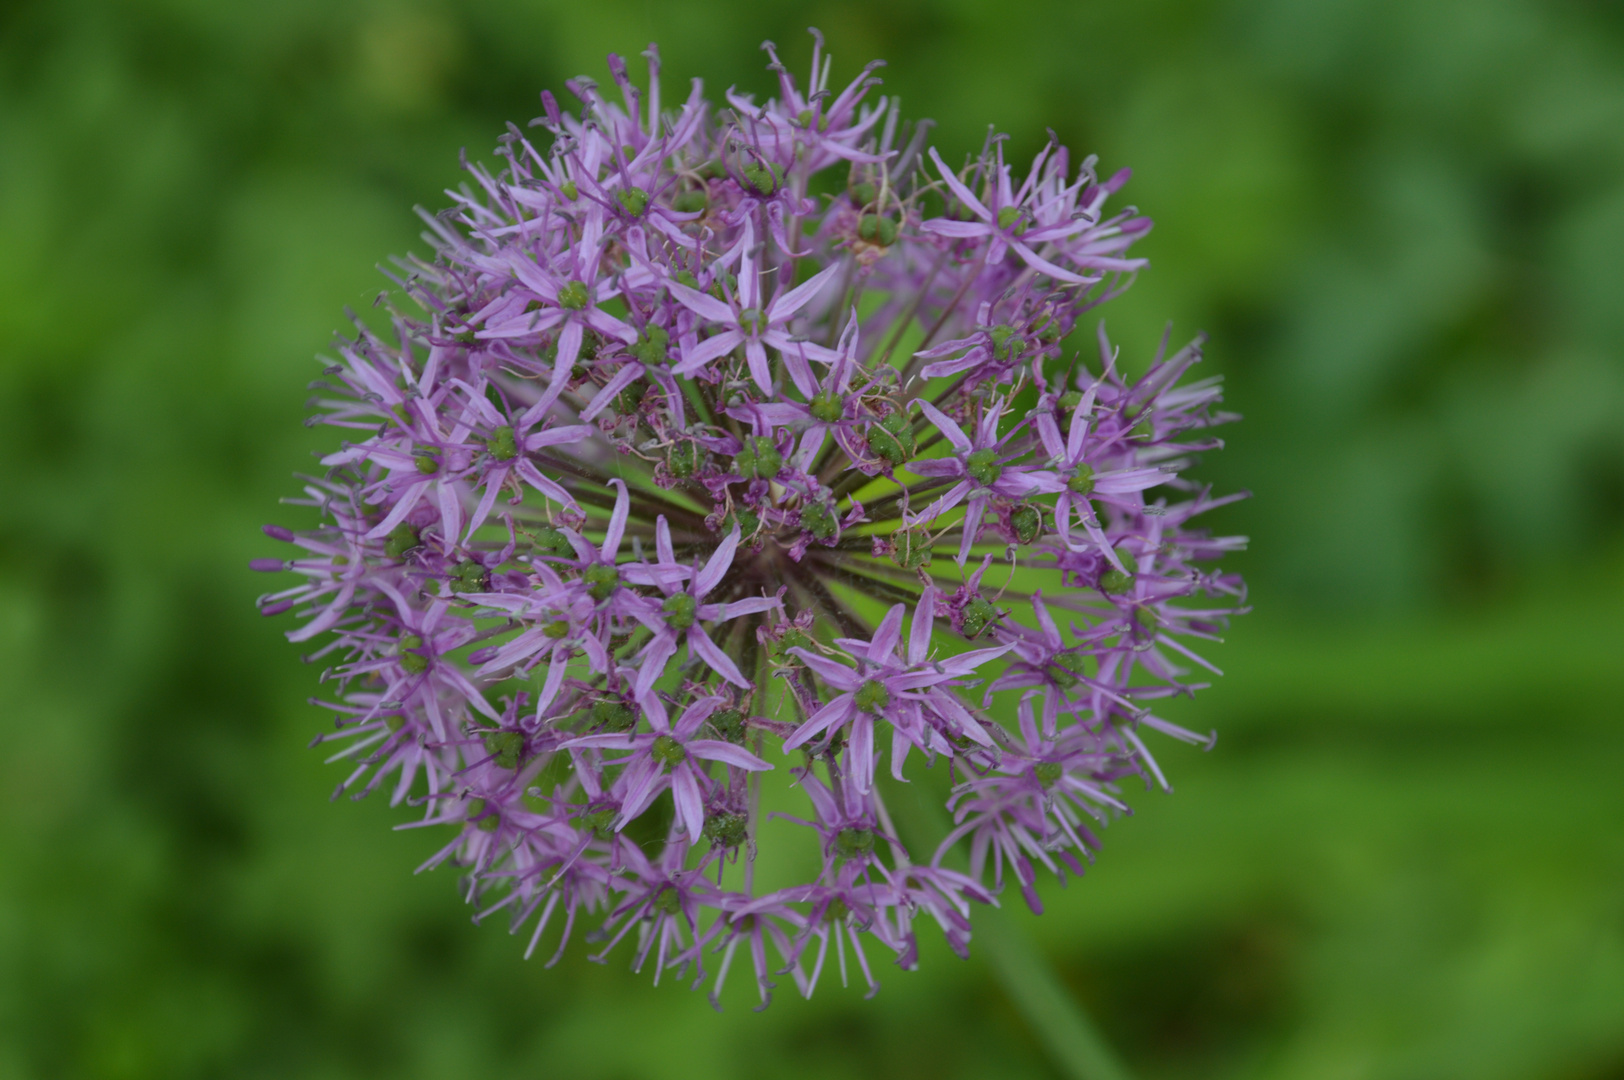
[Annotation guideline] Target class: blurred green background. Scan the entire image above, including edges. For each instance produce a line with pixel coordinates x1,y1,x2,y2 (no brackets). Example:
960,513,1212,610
3,0,1623,1077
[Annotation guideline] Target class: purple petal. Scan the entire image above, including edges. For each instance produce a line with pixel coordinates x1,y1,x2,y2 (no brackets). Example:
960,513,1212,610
782,694,854,751
689,626,751,688
919,219,993,239
1036,412,1067,461
927,147,992,222
580,363,644,421
868,603,905,663
553,320,584,383
915,399,973,454
634,631,679,705
908,480,971,528
656,515,675,565
534,650,572,715
706,595,780,620
1096,466,1167,494
674,329,743,373
523,423,596,450
602,478,630,559
688,740,772,771
672,765,705,843
745,338,774,394
906,459,965,479
788,648,861,689
848,711,875,792
767,261,841,322
909,587,937,664
667,279,737,324
1008,239,1091,285
695,527,740,598
617,760,667,826
584,308,638,345
956,494,989,566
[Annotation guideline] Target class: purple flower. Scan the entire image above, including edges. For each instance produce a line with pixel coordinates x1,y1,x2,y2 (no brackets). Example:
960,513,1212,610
881,863,992,967
566,694,771,844
685,890,805,1011
258,34,1247,1005
784,588,1010,787
940,693,1128,912
782,883,888,999
624,520,781,712
591,837,714,982
906,398,1061,564
922,144,1098,285
1035,383,1169,567
480,237,639,405
668,235,841,394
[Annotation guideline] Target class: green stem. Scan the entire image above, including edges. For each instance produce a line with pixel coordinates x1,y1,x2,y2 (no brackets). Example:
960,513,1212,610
974,907,1133,1080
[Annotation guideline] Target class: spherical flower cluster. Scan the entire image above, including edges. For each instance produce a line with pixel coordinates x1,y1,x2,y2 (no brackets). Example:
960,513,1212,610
255,36,1247,1007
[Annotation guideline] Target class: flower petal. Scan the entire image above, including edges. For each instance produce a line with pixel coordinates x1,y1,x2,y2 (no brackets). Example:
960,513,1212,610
695,526,740,598
689,626,751,688
767,261,842,322
782,694,855,750
667,278,737,324
688,740,772,771
915,399,973,454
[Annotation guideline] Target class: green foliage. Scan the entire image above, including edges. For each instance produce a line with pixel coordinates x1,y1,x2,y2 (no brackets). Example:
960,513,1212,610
1,0,1623,1078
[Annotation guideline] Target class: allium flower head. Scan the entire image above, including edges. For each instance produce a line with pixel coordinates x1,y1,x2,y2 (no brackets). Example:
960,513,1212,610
256,33,1247,1006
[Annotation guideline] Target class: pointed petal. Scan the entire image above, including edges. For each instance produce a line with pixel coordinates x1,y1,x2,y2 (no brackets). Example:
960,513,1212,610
783,695,855,751
579,364,645,421
1033,590,1061,647
515,459,577,509
695,527,740,597
707,595,780,620
789,648,861,689
535,649,572,715
672,765,705,843
918,219,993,239
464,471,506,540
744,337,774,394
915,398,973,454
868,603,906,663
1067,395,1093,460
890,724,913,782
956,494,988,566
906,459,966,479
656,515,675,564
635,632,679,704
603,478,630,559
666,279,737,324
1095,466,1167,494
553,320,584,384
909,587,937,664
767,261,842,322
1036,412,1066,462
1008,239,1091,285
928,147,992,222
688,740,772,771
523,423,597,450
779,341,819,398
848,711,875,792
909,480,971,528
363,482,431,539
690,627,751,688
673,329,744,373
584,308,638,344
